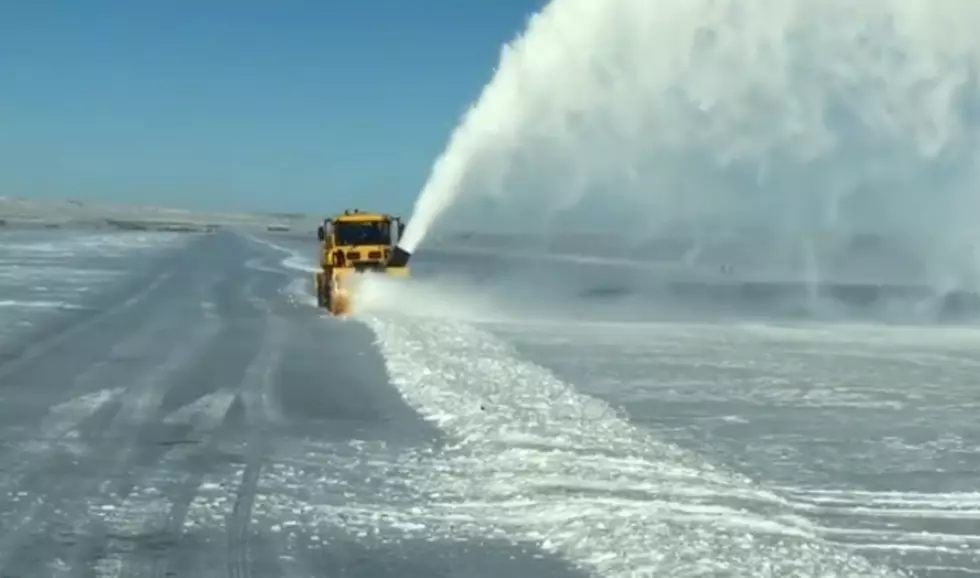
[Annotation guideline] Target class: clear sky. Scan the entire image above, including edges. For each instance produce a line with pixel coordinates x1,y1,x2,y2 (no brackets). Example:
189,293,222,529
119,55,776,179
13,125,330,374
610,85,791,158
0,0,546,214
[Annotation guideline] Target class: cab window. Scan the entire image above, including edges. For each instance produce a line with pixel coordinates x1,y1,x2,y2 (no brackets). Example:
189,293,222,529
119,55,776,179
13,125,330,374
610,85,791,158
334,221,390,246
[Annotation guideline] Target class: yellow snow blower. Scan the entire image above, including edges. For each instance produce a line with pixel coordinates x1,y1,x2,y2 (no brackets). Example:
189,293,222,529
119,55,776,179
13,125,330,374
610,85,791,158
313,209,411,315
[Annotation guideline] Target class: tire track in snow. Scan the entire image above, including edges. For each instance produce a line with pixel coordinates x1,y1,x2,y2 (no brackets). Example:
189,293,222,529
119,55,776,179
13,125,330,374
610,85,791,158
224,311,288,578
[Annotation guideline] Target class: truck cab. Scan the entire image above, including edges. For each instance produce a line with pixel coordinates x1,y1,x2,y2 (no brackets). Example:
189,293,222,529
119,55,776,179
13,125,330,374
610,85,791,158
317,209,406,272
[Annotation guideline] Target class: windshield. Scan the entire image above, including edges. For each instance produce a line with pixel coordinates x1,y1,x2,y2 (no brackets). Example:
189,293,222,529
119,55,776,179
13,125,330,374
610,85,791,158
333,220,391,246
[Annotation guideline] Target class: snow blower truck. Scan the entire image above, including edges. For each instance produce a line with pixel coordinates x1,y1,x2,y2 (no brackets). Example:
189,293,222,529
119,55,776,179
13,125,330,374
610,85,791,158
313,209,412,314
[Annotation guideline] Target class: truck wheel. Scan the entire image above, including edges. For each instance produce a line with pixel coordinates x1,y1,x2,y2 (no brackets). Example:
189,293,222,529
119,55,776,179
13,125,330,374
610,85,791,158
319,279,332,310
315,274,329,308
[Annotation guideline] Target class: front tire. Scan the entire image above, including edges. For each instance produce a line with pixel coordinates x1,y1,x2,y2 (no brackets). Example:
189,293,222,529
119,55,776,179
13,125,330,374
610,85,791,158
315,273,331,309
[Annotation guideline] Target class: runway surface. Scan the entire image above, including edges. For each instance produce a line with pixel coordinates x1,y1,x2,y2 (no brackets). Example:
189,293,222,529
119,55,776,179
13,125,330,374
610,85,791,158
0,228,978,577
0,230,581,578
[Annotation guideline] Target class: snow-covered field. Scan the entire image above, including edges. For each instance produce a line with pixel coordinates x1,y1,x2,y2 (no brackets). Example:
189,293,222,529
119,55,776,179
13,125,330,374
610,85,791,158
1,228,976,577
272,236,980,578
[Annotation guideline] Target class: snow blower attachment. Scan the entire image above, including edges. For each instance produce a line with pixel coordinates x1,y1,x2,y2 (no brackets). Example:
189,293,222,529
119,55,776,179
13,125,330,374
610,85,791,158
313,209,411,315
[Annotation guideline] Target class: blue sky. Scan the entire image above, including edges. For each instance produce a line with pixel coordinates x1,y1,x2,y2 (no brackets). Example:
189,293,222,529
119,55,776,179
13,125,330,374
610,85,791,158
0,0,545,214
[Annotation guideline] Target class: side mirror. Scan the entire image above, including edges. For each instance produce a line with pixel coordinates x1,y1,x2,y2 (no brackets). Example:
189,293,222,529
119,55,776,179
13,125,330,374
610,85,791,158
317,226,324,241
399,221,406,239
